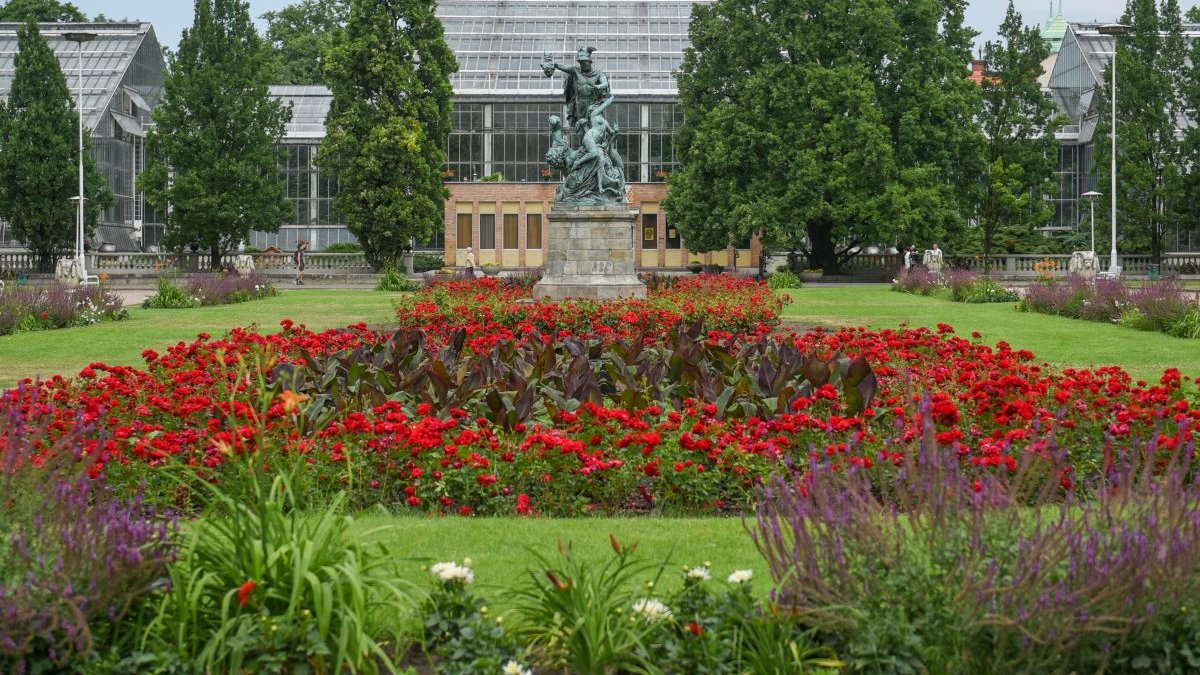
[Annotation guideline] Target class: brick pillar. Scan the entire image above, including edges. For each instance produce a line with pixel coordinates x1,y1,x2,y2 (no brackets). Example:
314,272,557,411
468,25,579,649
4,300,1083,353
750,232,763,271
494,200,503,262
657,211,667,268
471,202,480,265
444,197,457,265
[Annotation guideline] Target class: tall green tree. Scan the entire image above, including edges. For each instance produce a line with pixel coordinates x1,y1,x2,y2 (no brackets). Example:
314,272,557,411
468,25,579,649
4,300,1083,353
1093,0,1184,264
878,0,986,249
321,0,456,268
665,0,988,273
0,0,84,21
975,1,1063,266
0,20,108,271
262,0,346,85
1176,4,1200,248
140,0,291,267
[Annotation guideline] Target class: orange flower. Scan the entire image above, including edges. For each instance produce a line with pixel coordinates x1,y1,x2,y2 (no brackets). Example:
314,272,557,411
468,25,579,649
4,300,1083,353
238,580,257,606
278,390,309,413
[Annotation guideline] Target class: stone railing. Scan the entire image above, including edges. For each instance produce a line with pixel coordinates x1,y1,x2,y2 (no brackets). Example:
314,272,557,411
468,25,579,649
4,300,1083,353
6,251,377,275
829,252,1200,277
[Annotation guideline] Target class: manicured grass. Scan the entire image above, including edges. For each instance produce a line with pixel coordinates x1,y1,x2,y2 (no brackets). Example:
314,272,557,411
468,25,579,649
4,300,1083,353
352,514,762,612
0,289,405,388
782,285,1200,382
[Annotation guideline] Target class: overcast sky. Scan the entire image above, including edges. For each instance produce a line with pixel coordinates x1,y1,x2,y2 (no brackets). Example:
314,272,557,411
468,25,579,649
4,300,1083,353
66,1,1191,54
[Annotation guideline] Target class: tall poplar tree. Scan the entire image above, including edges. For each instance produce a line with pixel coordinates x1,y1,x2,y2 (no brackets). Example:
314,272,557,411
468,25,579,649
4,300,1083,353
140,0,291,267
0,20,108,271
1093,0,1184,264
320,0,456,268
665,0,902,273
975,1,1063,267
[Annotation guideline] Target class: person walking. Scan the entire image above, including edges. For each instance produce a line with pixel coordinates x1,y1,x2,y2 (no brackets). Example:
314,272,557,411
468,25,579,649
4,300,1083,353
294,239,308,285
465,246,476,277
903,245,917,269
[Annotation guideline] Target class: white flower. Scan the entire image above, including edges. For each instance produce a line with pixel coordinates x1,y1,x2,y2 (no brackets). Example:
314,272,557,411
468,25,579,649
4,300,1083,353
501,660,532,675
684,565,711,582
727,569,754,584
430,561,474,585
632,598,672,622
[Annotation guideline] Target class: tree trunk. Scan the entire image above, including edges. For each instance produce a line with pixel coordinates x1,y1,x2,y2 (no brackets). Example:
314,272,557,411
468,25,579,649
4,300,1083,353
210,242,223,271
806,221,840,274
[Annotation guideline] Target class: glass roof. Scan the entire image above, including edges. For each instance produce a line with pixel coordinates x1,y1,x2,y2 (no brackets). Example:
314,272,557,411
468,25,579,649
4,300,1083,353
271,85,333,139
0,22,155,130
438,0,711,97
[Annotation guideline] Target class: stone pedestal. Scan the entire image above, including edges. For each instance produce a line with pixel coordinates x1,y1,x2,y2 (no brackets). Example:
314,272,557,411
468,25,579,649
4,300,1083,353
533,203,646,301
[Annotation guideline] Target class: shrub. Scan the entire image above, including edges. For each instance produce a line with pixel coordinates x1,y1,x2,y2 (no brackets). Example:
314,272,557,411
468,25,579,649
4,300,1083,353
510,536,668,675
1169,309,1200,339
143,277,199,309
767,270,803,290
0,285,127,334
945,268,979,302
893,266,940,295
377,262,421,292
321,242,363,253
962,278,1019,304
145,273,276,308
0,392,176,672
413,253,444,273
1129,278,1193,332
751,395,1200,674
143,435,415,673
419,559,526,674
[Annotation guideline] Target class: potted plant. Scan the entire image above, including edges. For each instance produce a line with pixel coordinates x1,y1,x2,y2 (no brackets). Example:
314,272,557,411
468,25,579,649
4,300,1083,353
540,167,554,181
799,268,824,282
481,262,502,276
686,260,703,274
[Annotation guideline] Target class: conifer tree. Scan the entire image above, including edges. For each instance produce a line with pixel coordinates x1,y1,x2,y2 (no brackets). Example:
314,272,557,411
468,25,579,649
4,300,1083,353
140,0,291,267
0,20,108,271
320,0,456,269
975,1,1064,266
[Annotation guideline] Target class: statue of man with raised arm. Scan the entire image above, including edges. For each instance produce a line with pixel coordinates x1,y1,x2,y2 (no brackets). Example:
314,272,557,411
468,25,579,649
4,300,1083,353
542,47,611,135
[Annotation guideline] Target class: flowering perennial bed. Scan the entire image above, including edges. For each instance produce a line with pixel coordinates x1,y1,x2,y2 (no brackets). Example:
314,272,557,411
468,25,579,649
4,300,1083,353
2,277,1196,517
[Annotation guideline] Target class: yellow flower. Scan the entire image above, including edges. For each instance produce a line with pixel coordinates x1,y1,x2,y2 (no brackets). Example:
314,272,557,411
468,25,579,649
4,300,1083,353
278,390,309,413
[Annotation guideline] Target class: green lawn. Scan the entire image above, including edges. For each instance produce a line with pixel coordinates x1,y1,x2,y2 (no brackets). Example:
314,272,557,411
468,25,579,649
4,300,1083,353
353,515,762,612
0,289,406,388
782,285,1200,382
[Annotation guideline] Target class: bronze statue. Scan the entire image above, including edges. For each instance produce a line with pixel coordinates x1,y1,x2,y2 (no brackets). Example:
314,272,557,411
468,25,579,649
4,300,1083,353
542,48,626,204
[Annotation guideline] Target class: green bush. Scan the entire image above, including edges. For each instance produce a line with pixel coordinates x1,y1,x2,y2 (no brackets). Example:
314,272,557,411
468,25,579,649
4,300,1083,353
963,279,1020,304
322,242,363,253
1169,309,1200,339
143,449,416,673
413,253,444,273
377,263,421,292
767,270,803,290
142,277,199,309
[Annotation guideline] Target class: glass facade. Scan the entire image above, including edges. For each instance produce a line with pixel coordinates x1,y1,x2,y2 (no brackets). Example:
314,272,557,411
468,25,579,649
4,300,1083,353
443,101,681,184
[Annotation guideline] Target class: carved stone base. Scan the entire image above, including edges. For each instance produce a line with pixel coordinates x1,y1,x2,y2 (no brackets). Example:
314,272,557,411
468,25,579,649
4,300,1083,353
533,203,646,301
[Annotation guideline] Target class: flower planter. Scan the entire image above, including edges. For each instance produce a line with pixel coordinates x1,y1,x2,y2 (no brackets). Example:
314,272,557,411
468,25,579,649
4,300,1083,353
799,271,824,282
481,265,502,276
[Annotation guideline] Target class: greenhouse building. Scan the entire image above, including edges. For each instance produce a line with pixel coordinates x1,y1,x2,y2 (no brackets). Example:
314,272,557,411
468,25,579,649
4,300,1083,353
0,22,165,251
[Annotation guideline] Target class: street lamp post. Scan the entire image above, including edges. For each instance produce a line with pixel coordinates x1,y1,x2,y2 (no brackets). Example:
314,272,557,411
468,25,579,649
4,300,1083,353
62,31,97,281
1082,190,1102,253
1098,23,1131,275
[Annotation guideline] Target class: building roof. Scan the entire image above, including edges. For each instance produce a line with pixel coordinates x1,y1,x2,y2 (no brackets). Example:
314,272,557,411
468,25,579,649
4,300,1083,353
271,85,332,140
0,22,157,130
439,0,711,98
1043,2,1070,53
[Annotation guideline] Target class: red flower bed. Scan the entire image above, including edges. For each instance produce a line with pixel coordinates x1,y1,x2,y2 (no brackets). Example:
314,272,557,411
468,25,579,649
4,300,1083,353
395,275,786,350
2,278,1197,515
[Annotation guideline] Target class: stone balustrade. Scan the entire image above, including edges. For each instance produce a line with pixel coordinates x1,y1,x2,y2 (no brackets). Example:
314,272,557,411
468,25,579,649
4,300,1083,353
0,250,374,275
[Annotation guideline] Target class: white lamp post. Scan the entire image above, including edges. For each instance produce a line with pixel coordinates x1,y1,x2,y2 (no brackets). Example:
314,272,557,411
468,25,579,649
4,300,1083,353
1098,23,1131,275
62,31,97,280
1082,190,1101,253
